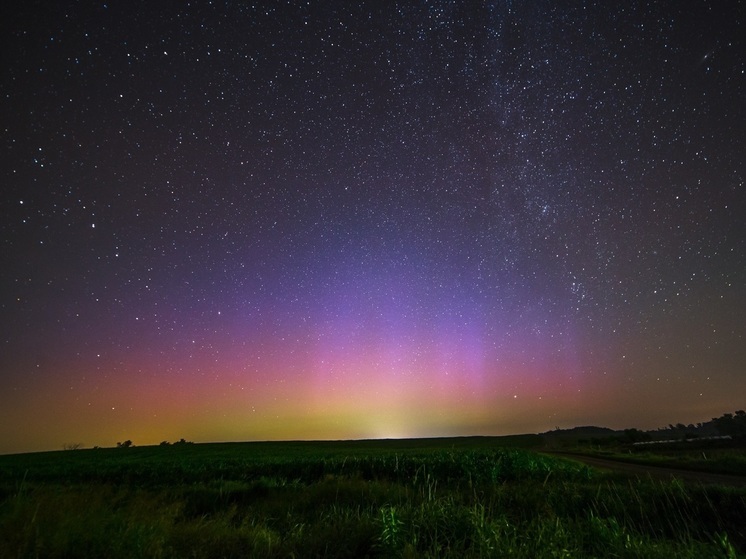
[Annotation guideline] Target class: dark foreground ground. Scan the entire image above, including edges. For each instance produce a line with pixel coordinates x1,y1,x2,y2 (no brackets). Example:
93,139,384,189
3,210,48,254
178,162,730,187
1,437,744,558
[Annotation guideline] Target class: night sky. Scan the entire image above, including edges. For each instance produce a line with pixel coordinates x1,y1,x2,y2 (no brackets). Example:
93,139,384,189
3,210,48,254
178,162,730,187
2,2,744,454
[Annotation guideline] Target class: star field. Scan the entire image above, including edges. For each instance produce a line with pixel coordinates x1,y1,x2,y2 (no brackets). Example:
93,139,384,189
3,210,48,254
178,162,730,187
1,1,744,453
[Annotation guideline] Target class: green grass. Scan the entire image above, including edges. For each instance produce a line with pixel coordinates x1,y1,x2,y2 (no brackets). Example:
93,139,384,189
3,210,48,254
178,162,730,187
585,447,746,477
1,438,744,558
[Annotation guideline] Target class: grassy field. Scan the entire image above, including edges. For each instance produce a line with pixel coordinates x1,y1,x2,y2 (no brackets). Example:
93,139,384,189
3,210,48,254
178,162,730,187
579,448,746,478
544,435,746,477
1,436,744,558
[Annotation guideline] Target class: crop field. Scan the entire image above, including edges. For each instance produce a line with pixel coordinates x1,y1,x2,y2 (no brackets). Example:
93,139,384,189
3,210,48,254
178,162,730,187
1,437,744,558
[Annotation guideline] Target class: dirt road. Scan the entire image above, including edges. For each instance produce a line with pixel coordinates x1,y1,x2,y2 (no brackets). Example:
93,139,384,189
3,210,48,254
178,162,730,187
549,452,746,487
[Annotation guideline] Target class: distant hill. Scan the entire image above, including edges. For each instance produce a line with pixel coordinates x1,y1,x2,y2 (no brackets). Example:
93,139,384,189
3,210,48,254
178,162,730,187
537,410,746,447
542,426,619,438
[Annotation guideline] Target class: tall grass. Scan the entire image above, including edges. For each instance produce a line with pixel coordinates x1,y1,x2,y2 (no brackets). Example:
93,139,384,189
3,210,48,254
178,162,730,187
0,443,743,558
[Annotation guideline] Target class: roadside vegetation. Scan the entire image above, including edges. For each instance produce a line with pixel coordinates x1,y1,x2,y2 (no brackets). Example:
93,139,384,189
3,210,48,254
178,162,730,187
565,444,746,478
1,437,744,558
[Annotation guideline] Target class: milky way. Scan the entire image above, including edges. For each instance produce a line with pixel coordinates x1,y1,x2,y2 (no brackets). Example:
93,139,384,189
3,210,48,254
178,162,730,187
1,2,744,453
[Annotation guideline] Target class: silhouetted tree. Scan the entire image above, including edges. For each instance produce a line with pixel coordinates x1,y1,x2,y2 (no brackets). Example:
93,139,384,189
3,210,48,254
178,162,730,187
712,411,746,437
116,440,133,448
623,428,650,443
